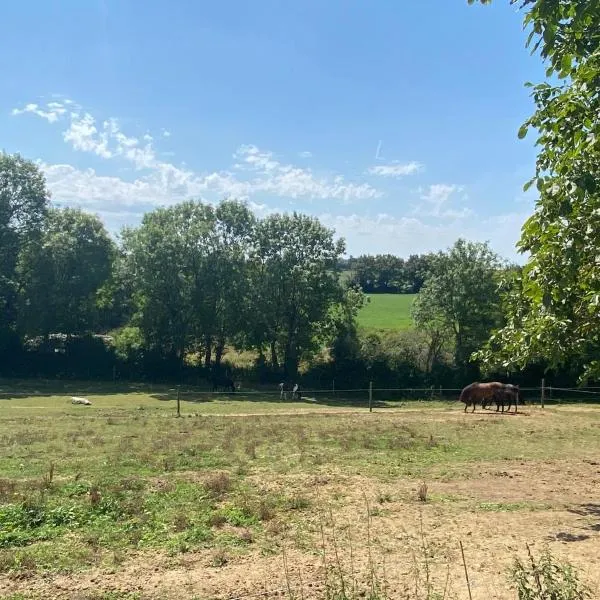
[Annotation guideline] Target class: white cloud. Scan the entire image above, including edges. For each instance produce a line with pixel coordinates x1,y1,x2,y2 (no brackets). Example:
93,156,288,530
234,144,380,202
63,112,113,159
299,151,312,158
14,100,380,204
412,183,473,219
11,102,66,123
368,161,423,178
320,211,528,262
162,129,171,138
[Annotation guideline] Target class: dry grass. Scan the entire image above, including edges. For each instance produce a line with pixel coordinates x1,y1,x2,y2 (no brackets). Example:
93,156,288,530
1,385,600,598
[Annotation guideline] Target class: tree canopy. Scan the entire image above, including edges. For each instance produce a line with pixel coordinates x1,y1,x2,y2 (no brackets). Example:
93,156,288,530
472,0,600,381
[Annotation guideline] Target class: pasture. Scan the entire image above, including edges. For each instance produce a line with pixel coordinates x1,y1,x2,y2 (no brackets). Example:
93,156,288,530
1,381,600,599
357,294,416,331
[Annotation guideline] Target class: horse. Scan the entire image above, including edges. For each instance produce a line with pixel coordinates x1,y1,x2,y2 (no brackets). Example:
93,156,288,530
459,381,505,413
490,383,523,413
211,374,235,393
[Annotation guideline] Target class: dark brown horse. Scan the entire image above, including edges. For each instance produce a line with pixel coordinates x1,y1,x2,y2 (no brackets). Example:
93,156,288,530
489,383,522,413
459,381,505,413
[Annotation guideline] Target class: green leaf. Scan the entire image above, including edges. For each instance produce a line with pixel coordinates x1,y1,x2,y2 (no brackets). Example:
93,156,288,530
518,125,529,139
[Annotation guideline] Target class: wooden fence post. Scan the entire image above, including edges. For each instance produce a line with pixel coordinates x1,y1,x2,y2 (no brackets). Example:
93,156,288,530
369,381,373,413
176,385,181,417
541,378,545,409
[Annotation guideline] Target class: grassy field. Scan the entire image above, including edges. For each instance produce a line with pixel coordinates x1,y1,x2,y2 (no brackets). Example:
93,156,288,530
1,380,599,599
357,293,417,331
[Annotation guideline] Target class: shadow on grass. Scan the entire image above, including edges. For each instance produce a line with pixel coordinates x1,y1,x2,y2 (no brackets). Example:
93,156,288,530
150,389,396,410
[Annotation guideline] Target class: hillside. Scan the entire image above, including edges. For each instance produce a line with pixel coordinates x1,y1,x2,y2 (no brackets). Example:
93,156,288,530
357,293,417,331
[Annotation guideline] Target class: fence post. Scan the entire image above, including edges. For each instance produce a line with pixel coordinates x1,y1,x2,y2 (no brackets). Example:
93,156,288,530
176,385,181,417
541,378,545,409
369,381,373,413
332,379,335,398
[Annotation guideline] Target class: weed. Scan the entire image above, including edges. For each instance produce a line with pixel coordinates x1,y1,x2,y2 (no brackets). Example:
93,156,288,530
417,482,428,502
510,545,591,600
285,495,310,511
203,471,232,498
210,549,228,567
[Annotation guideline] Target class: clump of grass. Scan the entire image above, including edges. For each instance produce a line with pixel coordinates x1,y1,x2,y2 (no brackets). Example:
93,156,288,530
510,545,591,600
417,482,428,503
203,471,232,498
285,494,310,511
210,548,228,567
0,479,17,502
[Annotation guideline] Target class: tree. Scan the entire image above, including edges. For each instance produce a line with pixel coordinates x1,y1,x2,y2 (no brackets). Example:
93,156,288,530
412,239,503,375
0,153,50,348
17,208,115,337
471,0,600,381
121,201,215,364
248,213,345,378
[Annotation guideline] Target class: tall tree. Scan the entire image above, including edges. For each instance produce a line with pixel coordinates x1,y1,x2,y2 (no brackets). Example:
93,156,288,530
121,201,214,364
249,213,345,378
17,208,115,337
471,0,600,380
412,239,503,375
0,153,50,349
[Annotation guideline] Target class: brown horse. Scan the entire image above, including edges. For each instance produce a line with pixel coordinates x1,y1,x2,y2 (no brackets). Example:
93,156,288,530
459,381,505,413
490,383,522,413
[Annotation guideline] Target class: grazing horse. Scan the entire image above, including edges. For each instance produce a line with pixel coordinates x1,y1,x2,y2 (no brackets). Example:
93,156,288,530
490,383,522,413
212,374,235,393
459,381,505,413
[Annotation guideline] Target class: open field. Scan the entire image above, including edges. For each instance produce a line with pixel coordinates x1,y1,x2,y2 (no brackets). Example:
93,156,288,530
357,294,417,331
1,381,600,599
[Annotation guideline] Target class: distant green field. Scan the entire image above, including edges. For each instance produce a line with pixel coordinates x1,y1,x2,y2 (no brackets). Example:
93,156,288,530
357,293,417,330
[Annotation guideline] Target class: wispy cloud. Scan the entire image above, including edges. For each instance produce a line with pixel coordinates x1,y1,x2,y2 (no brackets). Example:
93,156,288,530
367,161,423,178
234,144,380,202
299,151,312,159
13,99,382,217
11,102,67,123
411,183,472,219
320,211,527,261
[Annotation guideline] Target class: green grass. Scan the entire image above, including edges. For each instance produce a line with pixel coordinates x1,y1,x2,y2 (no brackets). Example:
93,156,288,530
1,381,600,595
357,293,417,330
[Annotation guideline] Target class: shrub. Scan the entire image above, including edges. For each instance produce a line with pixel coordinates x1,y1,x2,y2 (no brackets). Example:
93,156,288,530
510,545,591,600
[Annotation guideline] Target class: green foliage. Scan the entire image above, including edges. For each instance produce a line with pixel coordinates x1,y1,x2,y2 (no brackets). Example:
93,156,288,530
347,253,433,294
471,0,600,382
17,208,115,337
510,546,591,600
247,212,345,376
413,239,503,373
0,153,50,348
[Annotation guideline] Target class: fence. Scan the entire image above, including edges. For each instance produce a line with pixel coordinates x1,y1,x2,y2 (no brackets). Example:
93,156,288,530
159,379,600,417
3,378,600,418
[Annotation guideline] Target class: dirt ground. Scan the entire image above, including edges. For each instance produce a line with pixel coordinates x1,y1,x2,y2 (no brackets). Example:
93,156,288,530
2,407,600,599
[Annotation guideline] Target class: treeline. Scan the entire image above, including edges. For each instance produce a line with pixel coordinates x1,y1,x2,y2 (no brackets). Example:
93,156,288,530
0,153,581,389
339,254,432,294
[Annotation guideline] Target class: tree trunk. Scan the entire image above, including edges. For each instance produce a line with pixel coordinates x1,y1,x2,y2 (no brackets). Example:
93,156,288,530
214,337,225,368
270,340,278,369
204,336,212,369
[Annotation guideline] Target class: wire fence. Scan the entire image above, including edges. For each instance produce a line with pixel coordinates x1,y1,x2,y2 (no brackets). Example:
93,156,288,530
3,379,600,415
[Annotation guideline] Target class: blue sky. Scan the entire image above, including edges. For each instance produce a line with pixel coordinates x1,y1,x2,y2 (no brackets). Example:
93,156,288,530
1,0,543,261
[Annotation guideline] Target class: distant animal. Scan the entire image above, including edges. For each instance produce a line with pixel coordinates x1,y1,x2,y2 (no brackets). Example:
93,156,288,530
71,396,92,406
459,382,505,413
278,382,301,400
211,374,235,393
